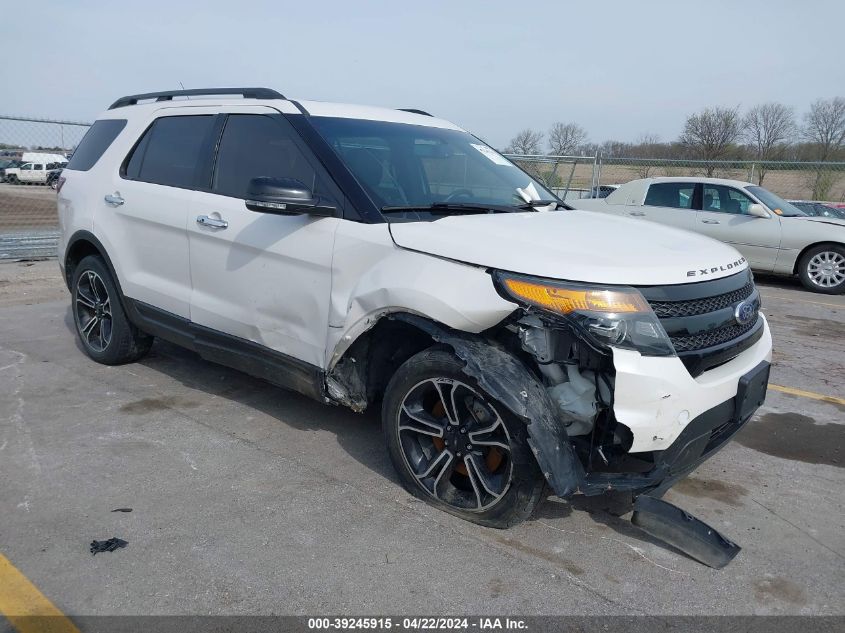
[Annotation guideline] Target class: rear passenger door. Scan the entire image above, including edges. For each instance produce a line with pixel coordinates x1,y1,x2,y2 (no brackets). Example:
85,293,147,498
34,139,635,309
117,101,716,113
632,182,699,232
102,111,215,318
188,107,342,368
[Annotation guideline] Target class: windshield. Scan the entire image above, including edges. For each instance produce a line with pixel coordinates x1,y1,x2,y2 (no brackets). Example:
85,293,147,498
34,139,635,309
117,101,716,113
309,117,557,220
747,186,807,217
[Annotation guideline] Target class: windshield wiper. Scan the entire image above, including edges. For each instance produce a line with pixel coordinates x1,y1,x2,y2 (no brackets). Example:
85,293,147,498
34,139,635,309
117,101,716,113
381,203,520,215
512,199,561,210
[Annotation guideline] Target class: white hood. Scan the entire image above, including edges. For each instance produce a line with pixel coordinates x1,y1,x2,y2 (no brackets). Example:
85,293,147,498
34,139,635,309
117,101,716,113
389,210,748,286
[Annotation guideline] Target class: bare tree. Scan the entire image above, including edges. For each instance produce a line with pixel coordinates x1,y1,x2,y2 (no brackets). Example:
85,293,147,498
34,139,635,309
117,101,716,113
803,97,845,199
742,103,796,184
600,139,631,158
548,122,588,156
504,129,546,181
679,106,741,175
505,129,545,155
632,133,662,178
803,97,845,161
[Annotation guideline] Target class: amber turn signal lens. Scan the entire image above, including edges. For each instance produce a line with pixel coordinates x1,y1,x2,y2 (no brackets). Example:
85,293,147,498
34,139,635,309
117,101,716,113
503,278,649,315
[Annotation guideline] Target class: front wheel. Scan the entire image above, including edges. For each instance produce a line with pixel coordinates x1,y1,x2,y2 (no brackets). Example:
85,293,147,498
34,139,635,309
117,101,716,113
382,348,545,528
798,244,845,294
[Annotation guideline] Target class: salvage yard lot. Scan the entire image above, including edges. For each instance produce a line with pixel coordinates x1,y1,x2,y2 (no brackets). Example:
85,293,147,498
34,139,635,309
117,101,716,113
0,183,57,231
0,261,843,616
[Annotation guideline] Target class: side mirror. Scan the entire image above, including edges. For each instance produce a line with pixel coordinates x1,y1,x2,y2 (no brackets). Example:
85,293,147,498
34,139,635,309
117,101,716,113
747,203,769,218
244,177,339,217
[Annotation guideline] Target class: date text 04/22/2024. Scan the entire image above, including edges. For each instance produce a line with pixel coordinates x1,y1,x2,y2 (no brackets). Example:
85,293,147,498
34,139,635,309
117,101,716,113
307,617,528,630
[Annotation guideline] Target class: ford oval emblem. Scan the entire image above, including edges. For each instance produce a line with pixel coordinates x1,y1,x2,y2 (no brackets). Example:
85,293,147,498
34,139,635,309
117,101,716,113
734,300,757,326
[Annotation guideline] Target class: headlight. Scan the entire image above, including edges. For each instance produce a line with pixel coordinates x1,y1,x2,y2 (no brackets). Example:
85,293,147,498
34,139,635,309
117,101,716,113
493,272,675,356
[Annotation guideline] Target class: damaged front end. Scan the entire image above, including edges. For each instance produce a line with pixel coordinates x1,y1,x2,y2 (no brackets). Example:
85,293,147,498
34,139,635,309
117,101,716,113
325,270,769,567
488,270,768,499
486,271,768,567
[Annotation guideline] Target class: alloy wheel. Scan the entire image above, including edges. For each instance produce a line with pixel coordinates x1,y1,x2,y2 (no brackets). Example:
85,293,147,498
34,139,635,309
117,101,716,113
807,251,845,288
75,270,113,352
396,377,513,512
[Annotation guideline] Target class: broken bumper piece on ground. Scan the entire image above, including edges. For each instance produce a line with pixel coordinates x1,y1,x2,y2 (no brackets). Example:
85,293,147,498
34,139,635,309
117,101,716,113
632,495,741,569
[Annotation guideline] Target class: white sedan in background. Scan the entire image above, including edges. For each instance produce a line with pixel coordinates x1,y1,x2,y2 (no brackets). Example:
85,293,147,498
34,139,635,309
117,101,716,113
574,177,845,294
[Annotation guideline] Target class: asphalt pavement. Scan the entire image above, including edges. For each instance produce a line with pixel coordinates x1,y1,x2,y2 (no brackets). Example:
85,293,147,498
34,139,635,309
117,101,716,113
0,261,842,617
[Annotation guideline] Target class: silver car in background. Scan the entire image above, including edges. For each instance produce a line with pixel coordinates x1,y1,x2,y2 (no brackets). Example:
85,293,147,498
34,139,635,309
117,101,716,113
574,177,845,294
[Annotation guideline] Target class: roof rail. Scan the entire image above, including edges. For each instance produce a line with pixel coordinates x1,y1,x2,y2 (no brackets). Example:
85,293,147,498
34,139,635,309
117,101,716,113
108,87,285,110
397,108,433,117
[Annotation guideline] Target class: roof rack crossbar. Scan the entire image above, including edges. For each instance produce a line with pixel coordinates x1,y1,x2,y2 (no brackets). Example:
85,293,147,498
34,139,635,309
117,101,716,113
397,108,433,117
109,87,285,110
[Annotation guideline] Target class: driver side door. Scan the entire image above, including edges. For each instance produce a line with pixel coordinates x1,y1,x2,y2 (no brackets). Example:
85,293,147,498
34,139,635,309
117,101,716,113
694,184,782,271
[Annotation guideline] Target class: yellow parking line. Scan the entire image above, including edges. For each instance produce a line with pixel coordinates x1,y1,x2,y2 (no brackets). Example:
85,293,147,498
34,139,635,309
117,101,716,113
0,552,79,633
770,384,845,407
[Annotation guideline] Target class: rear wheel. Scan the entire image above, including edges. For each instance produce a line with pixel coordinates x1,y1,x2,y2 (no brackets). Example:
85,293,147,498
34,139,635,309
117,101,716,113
798,244,845,294
382,348,544,528
71,255,153,364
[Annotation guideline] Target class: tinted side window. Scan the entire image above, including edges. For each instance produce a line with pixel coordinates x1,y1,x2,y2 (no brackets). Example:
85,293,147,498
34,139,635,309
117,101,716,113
213,115,316,198
125,116,214,189
644,183,695,209
66,119,127,171
703,185,754,214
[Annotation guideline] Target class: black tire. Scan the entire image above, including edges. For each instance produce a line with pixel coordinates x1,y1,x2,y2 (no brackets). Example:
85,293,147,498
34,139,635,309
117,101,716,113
7,175,18,184
797,244,845,294
382,348,545,528
71,255,153,364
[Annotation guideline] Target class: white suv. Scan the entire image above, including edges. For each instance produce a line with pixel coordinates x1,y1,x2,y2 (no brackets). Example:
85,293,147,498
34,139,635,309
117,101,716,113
57,88,771,559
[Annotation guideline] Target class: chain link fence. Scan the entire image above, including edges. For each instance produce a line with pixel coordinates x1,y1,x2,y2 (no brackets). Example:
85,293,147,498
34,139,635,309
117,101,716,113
2,115,844,260
510,153,845,204
505,153,601,200
0,115,90,259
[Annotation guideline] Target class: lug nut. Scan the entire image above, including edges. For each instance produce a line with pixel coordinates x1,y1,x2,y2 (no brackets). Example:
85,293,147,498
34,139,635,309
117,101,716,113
456,451,463,457
444,440,450,446
460,428,467,434
466,444,473,451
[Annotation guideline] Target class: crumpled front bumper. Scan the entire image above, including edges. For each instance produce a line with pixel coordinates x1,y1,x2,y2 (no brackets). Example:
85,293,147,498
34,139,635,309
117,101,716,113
572,315,772,497
611,314,772,453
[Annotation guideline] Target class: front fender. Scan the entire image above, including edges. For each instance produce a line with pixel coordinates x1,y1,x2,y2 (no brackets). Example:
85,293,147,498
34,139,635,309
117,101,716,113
390,314,584,498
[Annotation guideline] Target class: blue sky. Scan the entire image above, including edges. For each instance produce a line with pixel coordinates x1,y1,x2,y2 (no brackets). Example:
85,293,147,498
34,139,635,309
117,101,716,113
1,0,842,148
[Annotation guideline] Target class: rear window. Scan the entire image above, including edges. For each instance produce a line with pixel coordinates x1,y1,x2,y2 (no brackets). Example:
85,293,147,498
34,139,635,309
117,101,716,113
123,115,214,189
66,119,127,171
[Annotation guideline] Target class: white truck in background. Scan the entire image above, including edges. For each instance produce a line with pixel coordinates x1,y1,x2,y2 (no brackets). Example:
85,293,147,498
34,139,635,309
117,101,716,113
3,153,67,186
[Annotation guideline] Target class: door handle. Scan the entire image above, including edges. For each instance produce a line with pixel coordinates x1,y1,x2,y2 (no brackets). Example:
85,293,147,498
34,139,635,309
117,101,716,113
104,193,124,206
196,215,228,229
701,219,721,224
629,211,646,217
